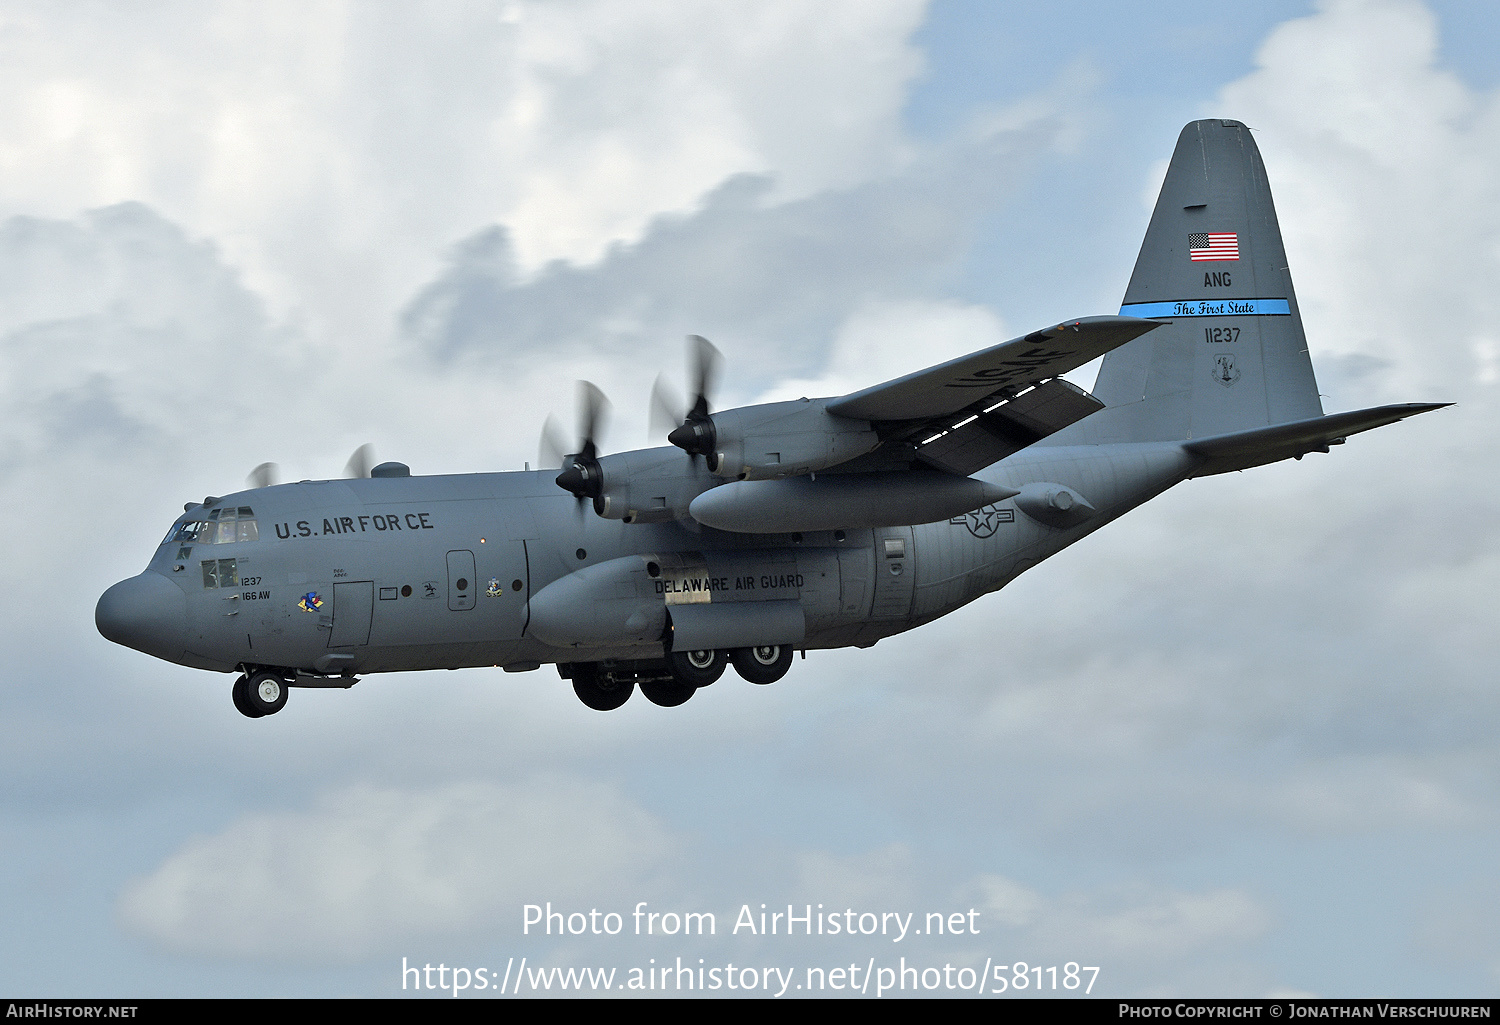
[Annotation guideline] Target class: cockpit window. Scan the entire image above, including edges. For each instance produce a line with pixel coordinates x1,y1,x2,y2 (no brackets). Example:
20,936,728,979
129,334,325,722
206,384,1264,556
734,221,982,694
166,507,258,546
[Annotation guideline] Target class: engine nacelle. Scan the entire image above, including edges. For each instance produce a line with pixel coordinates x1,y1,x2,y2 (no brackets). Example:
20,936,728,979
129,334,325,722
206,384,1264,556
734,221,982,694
707,399,879,481
590,448,721,523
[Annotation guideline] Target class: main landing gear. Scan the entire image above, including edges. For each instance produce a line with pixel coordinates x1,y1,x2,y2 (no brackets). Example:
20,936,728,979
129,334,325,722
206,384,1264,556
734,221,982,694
730,645,794,685
564,645,795,711
232,670,290,718
571,663,635,712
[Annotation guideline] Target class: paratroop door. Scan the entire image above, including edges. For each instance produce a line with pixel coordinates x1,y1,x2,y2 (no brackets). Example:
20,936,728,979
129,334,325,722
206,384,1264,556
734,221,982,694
447,550,476,611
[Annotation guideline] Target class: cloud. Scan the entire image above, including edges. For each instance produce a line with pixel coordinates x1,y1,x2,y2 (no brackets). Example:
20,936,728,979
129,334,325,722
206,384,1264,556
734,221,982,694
399,110,1065,393
0,0,929,342
754,298,1009,404
117,778,682,963
0,203,285,461
1217,0,1500,402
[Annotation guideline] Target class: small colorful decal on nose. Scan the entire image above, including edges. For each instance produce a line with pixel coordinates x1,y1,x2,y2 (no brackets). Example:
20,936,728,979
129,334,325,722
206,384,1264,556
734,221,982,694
485,578,502,597
298,592,324,613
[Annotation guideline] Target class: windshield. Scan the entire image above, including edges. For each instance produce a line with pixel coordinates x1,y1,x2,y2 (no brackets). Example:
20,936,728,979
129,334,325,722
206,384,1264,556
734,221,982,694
163,506,259,546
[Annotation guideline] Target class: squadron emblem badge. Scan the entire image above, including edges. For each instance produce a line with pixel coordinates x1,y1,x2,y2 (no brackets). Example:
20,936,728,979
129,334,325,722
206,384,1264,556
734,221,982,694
1212,353,1241,386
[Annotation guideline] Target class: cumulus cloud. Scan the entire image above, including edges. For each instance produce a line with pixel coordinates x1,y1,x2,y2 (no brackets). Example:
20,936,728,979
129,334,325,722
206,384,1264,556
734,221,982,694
0,203,287,461
399,110,1063,391
1218,0,1500,403
0,0,928,343
117,778,681,962
754,298,1009,404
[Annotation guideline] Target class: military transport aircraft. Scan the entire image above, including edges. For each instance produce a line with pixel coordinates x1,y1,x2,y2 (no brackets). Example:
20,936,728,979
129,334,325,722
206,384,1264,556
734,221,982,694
96,120,1446,716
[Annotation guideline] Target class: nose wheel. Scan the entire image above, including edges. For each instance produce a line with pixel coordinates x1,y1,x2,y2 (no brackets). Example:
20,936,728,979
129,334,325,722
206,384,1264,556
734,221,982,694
233,671,290,718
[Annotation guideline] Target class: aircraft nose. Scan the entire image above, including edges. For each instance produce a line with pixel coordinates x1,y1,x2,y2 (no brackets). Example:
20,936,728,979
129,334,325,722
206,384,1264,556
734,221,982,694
96,572,187,660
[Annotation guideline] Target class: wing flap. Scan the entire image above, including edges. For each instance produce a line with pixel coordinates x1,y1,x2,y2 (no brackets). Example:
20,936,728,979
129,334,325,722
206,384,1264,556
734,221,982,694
915,379,1104,476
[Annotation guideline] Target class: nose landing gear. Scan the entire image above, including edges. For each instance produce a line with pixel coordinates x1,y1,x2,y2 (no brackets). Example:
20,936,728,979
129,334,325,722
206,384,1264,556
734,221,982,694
232,670,290,718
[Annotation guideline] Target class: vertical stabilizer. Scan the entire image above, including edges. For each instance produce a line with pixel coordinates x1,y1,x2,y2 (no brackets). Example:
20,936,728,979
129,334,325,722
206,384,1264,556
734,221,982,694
1083,120,1322,442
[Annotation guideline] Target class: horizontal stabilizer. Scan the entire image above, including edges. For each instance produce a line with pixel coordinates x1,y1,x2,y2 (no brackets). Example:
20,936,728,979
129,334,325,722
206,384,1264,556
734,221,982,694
1183,402,1450,476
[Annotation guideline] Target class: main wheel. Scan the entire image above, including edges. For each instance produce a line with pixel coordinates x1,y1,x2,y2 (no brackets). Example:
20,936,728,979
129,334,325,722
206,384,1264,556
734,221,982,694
243,671,289,716
231,674,264,718
666,648,726,688
572,663,634,711
640,678,697,707
731,645,793,685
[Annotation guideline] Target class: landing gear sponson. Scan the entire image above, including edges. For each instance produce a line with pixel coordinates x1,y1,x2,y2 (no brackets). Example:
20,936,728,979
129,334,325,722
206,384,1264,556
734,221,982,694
563,646,793,711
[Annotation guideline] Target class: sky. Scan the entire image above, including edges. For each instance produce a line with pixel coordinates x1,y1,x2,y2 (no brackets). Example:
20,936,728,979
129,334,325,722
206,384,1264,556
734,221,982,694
2,0,1498,999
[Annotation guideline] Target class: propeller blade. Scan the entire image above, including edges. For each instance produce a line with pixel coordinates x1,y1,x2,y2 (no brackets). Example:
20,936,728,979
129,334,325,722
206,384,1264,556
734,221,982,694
554,381,611,506
578,380,609,457
344,444,375,479
667,335,721,459
649,374,685,440
688,334,722,417
539,415,569,470
246,462,279,490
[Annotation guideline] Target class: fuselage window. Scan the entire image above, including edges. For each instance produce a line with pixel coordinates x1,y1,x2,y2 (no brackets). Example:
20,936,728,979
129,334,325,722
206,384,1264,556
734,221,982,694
201,558,239,589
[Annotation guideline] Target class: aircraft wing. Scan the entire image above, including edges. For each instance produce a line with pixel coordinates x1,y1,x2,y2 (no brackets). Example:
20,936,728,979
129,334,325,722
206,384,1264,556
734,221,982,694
824,315,1161,476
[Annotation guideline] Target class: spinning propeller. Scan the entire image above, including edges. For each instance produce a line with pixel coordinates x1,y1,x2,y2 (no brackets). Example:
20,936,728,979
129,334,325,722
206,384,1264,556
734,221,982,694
246,462,279,490
343,443,376,480
243,445,378,489
542,335,720,514
651,334,722,462
547,381,611,516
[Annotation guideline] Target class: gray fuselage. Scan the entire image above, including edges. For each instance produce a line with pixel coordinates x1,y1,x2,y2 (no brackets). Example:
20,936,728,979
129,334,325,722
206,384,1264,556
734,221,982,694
101,441,1193,679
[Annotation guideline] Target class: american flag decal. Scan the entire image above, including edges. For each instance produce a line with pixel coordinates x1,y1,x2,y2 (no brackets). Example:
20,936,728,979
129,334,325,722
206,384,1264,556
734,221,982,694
1189,232,1239,261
